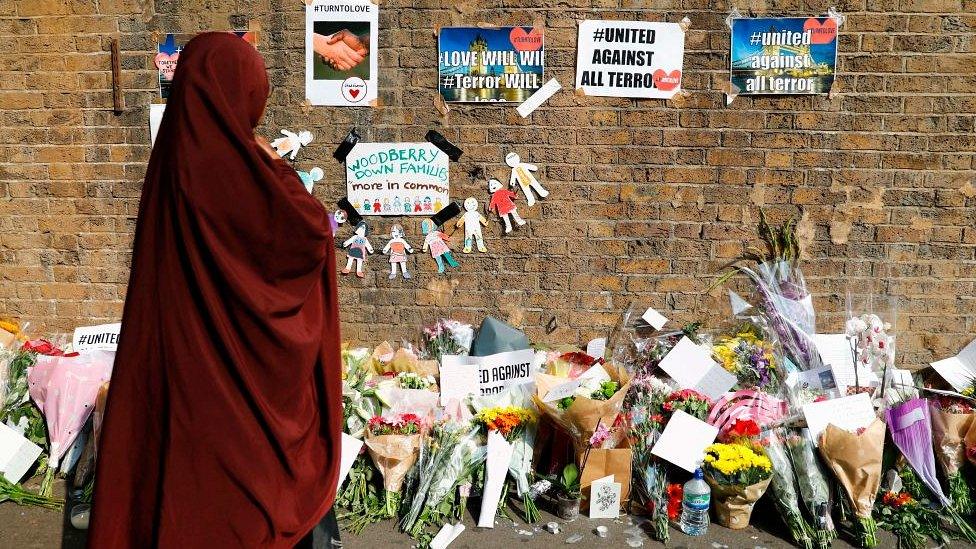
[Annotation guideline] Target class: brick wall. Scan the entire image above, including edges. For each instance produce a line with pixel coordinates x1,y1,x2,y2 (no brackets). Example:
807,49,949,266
0,0,973,368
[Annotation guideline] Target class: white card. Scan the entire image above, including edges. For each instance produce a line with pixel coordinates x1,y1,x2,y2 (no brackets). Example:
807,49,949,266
72,322,121,352
812,333,856,372
651,410,718,473
338,433,363,490
478,430,514,528
588,474,621,519
543,379,583,403
0,422,42,484
430,523,465,549
149,103,165,146
578,363,610,384
830,362,879,394
641,307,669,330
586,337,607,360
802,392,877,446
657,337,736,401
438,363,479,406
516,77,561,118
930,338,976,392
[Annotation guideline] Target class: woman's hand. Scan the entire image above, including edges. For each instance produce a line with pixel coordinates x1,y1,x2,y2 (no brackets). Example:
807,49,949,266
328,29,368,55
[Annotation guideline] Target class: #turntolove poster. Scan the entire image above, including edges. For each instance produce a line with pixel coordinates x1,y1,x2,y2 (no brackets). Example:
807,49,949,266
730,17,838,95
305,0,379,106
345,143,450,216
575,20,686,99
438,26,544,103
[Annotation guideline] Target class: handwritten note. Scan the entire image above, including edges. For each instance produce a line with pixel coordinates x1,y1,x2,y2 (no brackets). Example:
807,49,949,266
651,410,718,473
802,393,877,446
658,336,736,401
812,333,855,371
543,379,583,403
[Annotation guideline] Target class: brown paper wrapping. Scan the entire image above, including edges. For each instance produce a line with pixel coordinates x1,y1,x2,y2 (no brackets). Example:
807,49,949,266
579,447,632,512
93,382,109,454
818,419,885,518
369,342,438,377
966,415,976,467
534,369,630,447
365,433,422,492
929,404,975,475
707,477,771,529
0,328,15,349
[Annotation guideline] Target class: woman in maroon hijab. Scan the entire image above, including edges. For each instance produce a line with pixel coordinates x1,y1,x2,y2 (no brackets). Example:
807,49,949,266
89,33,342,548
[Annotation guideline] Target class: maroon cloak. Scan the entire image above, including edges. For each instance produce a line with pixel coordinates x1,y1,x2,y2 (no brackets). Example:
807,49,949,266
89,33,341,548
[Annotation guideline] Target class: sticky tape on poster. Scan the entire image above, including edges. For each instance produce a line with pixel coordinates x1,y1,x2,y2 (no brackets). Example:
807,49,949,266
678,17,692,32
516,77,561,118
333,127,361,162
425,130,464,161
574,87,587,97
724,7,742,29
247,20,262,46
429,201,463,227
722,82,740,105
434,95,450,117
476,22,501,29
827,6,846,27
337,197,364,226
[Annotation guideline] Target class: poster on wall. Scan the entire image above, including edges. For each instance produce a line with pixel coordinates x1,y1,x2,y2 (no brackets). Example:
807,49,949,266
345,142,450,216
729,17,837,95
155,31,256,100
438,26,544,103
305,0,379,106
575,20,686,99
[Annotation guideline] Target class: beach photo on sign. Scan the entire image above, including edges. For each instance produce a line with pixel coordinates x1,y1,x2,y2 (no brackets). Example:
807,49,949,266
438,26,544,103
312,21,371,80
730,17,837,95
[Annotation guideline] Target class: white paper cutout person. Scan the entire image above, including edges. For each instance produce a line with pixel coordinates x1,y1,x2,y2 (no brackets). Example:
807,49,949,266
456,197,488,253
421,219,459,274
488,178,526,234
506,152,548,206
341,221,373,278
271,129,313,160
333,209,347,225
383,224,413,280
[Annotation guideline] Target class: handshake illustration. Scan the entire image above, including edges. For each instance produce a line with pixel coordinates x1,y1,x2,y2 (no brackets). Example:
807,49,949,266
312,29,369,71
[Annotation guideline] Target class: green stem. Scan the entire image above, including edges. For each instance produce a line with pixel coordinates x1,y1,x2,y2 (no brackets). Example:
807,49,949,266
857,516,878,548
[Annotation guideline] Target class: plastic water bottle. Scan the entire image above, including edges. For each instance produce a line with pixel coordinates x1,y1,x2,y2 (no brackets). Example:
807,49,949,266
679,468,710,536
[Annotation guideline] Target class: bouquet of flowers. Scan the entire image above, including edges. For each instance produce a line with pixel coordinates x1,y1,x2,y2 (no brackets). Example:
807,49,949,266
473,404,538,523
711,324,780,391
534,364,630,448
702,441,773,529
929,395,975,514
885,398,976,541
786,430,837,548
662,389,712,421
762,429,813,549
364,413,425,518
818,419,885,547
336,455,383,534
874,488,948,549
711,211,821,370
421,319,474,363
342,347,382,437
400,421,485,544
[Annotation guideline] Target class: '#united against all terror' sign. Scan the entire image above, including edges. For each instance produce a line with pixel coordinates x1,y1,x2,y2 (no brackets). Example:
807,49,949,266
730,17,838,95
575,20,686,99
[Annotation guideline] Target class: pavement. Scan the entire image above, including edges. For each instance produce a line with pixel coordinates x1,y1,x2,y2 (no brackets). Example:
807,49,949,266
0,480,967,548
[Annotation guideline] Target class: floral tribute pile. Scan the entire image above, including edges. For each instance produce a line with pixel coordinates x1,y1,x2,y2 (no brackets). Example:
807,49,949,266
3,212,976,549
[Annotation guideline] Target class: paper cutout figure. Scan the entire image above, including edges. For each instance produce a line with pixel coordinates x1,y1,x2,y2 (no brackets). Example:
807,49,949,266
296,167,323,193
341,221,373,278
333,209,347,225
383,224,413,280
488,178,526,234
271,129,313,160
421,218,459,274
456,197,488,253
506,152,548,206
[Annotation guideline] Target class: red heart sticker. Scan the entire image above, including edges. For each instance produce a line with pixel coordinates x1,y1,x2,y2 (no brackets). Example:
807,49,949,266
652,69,681,92
509,27,543,52
348,89,360,98
154,52,179,80
803,18,837,45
